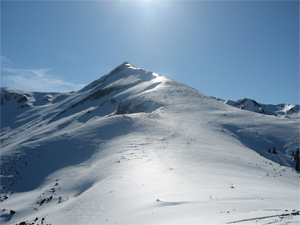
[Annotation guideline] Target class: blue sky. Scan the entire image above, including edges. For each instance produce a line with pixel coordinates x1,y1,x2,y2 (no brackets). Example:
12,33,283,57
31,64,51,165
1,0,299,104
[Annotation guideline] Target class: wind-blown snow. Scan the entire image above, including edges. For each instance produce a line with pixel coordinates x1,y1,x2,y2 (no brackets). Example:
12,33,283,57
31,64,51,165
1,62,299,224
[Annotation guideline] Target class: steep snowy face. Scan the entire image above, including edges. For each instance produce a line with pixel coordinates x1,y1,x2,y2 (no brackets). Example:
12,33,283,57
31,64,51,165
47,62,169,122
80,62,140,91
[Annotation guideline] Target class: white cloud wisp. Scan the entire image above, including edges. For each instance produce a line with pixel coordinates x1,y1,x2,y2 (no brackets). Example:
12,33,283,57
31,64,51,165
1,58,86,92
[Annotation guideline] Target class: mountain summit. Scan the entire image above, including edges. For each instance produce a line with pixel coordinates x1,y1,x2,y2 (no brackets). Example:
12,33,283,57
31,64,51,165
1,63,299,224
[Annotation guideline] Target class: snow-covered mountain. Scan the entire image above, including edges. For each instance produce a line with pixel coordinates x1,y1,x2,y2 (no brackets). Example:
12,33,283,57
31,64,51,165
1,62,299,225
213,97,299,119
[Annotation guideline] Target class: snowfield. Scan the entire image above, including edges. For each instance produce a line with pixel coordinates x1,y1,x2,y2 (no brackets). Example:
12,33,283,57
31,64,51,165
1,62,299,224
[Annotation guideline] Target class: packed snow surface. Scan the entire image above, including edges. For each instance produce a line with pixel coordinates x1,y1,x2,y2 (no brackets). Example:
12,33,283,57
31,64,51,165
1,62,299,224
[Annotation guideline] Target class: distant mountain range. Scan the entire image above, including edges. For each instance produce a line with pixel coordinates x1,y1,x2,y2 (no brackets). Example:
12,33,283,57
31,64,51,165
213,97,299,119
1,62,299,225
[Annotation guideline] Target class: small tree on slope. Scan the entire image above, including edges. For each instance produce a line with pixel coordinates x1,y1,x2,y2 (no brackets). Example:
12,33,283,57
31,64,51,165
295,149,300,172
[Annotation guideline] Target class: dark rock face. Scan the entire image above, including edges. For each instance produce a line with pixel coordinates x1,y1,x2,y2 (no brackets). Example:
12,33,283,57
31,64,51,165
116,100,160,115
116,102,131,115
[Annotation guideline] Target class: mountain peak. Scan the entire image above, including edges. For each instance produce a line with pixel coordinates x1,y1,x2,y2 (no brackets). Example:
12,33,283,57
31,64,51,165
119,61,134,67
80,62,137,92
112,61,136,72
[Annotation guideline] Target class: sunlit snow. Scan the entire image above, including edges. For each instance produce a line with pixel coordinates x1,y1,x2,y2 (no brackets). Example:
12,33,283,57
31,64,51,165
1,62,299,225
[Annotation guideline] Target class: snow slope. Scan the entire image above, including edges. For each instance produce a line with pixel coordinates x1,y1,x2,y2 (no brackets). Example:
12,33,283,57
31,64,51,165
1,62,299,225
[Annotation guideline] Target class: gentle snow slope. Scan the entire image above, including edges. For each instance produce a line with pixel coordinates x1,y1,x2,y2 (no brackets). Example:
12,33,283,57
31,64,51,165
1,62,299,225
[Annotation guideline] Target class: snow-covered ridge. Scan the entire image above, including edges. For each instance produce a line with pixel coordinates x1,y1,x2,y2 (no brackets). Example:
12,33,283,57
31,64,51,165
1,62,299,225
213,97,299,119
